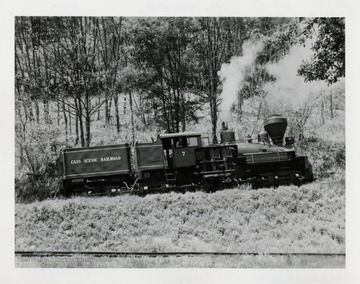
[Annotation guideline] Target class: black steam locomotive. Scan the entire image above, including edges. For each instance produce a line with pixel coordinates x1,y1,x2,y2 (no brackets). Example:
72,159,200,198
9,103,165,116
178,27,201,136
59,115,314,195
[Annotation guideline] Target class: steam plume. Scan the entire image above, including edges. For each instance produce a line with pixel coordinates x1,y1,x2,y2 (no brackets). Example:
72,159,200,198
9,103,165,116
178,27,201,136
263,39,329,112
218,41,264,123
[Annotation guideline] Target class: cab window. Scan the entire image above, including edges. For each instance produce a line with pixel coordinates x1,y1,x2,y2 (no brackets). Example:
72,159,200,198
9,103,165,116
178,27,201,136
187,137,199,147
175,137,188,148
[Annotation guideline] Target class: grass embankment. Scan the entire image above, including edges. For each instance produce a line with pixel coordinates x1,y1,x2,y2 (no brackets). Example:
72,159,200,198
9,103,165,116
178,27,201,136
15,179,345,255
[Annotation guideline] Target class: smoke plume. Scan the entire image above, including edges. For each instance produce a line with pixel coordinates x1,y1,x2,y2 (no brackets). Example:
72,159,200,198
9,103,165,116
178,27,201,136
263,39,329,113
218,41,264,123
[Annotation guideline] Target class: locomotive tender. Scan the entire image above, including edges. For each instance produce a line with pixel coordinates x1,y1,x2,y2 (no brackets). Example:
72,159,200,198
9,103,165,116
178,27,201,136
59,115,314,195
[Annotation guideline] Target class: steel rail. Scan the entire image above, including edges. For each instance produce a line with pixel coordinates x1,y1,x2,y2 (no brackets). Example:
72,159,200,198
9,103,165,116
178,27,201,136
15,251,346,258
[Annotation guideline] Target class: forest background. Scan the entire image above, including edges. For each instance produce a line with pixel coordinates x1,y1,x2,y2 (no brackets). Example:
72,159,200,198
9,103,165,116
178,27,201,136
14,17,345,202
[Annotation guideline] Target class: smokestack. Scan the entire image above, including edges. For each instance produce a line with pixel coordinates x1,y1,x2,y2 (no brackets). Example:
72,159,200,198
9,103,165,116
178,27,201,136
264,115,287,145
222,121,228,131
220,122,235,144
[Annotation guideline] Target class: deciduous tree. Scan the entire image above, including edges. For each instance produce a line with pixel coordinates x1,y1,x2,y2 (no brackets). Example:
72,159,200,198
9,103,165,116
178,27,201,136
297,17,345,85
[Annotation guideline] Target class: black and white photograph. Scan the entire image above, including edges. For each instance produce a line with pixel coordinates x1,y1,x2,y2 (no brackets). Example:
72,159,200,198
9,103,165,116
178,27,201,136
2,0,360,283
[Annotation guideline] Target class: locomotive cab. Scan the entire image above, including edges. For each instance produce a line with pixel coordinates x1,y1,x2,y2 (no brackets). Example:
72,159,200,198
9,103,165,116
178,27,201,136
159,132,202,169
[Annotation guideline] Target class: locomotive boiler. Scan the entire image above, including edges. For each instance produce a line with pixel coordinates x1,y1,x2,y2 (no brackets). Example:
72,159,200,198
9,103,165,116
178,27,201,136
59,115,314,195
220,115,313,188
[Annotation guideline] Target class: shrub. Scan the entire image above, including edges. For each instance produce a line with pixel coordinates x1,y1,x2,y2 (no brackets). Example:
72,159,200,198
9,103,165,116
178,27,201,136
15,175,59,203
298,137,345,178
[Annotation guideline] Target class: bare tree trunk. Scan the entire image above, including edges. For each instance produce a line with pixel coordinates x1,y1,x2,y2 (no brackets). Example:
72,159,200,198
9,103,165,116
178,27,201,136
237,91,243,122
108,97,112,124
75,113,79,146
20,144,24,166
85,115,91,147
57,98,60,126
175,89,180,133
16,104,25,165
105,99,109,124
44,98,52,123
62,99,68,146
68,103,72,135
181,92,186,132
114,94,120,133
85,92,91,147
74,99,79,145
79,112,85,147
35,100,40,123
43,99,49,124
76,97,85,147
329,89,334,119
22,101,29,122
28,100,34,122
210,94,218,144
129,91,135,146
98,97,101,121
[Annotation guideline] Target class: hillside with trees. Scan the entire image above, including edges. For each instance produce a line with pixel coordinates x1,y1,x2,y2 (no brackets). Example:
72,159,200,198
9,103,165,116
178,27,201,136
15,17,345,202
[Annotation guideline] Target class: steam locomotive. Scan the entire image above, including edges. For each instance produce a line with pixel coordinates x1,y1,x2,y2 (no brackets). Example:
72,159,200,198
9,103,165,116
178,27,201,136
59,115,314,195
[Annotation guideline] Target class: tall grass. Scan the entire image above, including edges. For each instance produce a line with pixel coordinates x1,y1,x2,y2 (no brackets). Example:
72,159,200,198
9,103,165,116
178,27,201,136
15,180,345,255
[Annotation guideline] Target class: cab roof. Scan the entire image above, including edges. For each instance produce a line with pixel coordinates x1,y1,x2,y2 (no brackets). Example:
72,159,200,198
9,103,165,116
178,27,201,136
159,132,201,139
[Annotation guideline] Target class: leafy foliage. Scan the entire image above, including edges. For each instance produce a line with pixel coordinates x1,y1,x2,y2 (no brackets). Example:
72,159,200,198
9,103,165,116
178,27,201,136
129,18,201,132
15,116,63,202
299,138,345,178
297,18,345,84
15,119,60,172
15,176,59,203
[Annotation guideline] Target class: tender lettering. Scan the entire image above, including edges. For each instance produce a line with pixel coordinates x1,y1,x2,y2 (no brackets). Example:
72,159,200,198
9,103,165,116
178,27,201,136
70,156,121,165
100,156,121,162
83,158,98,163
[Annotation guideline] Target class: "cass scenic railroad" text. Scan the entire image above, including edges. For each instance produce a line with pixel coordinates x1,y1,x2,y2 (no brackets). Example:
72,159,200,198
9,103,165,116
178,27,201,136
70,156,121,164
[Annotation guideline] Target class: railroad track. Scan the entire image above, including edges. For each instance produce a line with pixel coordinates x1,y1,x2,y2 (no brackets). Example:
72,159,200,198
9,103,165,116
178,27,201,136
15,251,345,258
